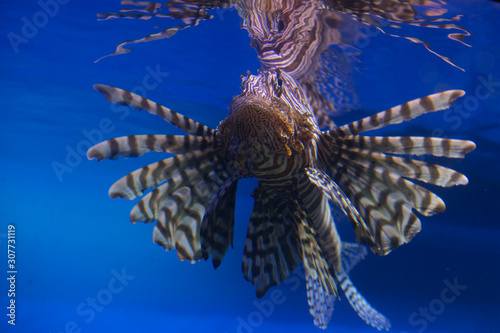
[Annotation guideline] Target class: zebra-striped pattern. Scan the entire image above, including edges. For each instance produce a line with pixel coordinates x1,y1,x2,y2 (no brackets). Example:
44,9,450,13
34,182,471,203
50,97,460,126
236,0,341,80
200,173,239,268
335,90,465,137
88,84,233,262
109,150,219,200
93,84,214,137
305,272,335,329
87,134,214,161
297,168,390,330
242,186,302,297
151,185,208,261
338,273,391,331
89,1,475,330
297,220,338,329
236,0,354,129
219,70,319,182
303,240,369,329
333,136,476,159
236,70,316,119
317,92,476,255
297,170,343,275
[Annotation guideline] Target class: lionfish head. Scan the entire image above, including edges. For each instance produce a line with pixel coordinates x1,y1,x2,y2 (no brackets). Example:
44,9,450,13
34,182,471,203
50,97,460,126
217,71,317,172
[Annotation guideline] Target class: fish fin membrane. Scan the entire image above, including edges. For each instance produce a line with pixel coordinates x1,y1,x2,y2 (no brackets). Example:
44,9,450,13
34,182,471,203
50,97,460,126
88,84,231,262
341,242,368,274
242,186,302,298
298,170,387,329
200,174,239,268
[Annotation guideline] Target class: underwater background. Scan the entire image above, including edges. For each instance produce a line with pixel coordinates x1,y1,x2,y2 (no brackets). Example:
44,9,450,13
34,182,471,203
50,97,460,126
1,0,499,332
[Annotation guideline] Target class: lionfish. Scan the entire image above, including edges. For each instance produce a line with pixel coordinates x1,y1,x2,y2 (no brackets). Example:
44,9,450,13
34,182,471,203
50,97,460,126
89,0,475,330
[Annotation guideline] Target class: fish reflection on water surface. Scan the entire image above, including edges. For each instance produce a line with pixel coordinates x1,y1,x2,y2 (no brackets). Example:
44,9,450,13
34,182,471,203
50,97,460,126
88,0,475,330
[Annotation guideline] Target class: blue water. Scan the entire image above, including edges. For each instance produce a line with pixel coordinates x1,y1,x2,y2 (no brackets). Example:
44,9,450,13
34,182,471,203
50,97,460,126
1,1,499,332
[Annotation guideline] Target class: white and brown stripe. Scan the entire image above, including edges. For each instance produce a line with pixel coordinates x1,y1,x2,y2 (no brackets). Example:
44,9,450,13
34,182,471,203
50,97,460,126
200,173,239,268
88,1,475,329
241,186,302,297
334,90,465,137
88,67,474,332
87,134,214,161
316,91,475,255
93,84,214,137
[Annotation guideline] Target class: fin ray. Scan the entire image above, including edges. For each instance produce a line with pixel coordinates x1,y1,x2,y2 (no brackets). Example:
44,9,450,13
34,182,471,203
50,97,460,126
93,84,214,136
88,134,214,161
335,90,464,136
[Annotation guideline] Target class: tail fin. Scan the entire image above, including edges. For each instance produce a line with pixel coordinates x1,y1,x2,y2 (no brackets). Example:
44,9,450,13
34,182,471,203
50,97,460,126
341,242,368,274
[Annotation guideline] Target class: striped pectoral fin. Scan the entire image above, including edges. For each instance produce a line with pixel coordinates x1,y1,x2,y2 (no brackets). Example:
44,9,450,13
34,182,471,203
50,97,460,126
334,136,476,159
200,174,239,269
334,90,465,136
151,186,206,262
318,107,475,254
87,134,215,161
346,155,448,216
323,152,431,255
242,187,301,298
108,150,219,200
321,135,471,189
338,273,391,331
147,171,221,262
128,161,224,223
93,84,214,136
301,168,370,252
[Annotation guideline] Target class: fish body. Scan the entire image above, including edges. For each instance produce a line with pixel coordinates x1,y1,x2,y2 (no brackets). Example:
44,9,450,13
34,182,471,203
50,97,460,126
88,0,475,330
88,75,474,330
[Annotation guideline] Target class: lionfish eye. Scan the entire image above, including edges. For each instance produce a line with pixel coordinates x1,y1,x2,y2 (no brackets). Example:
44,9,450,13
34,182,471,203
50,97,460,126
274,76,283,97
274,12,285,32
277,19,285,32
